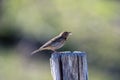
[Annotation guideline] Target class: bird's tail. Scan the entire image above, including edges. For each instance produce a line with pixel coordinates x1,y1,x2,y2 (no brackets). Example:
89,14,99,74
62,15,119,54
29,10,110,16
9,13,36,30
31,48,45,55
31,49,39,55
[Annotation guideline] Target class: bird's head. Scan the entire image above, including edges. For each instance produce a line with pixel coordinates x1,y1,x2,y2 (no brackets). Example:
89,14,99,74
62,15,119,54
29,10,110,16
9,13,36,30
60,31,72,39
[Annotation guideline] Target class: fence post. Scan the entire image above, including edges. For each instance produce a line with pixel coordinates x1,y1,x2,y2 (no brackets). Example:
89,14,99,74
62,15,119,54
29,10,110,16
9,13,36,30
50,51,88,80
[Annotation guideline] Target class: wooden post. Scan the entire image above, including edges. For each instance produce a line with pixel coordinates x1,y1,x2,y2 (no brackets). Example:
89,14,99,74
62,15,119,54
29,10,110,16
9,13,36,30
50,51,88,80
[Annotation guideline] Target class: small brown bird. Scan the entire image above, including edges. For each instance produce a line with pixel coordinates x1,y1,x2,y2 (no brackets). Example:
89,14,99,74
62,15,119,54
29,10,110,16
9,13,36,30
31,31,72,55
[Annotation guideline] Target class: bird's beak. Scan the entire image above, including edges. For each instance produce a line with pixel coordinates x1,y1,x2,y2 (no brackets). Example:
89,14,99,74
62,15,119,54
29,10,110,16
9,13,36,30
69,32,72,35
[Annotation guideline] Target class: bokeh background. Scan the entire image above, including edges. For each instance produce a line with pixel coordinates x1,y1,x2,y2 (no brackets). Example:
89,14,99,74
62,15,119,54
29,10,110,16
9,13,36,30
0,0,120,80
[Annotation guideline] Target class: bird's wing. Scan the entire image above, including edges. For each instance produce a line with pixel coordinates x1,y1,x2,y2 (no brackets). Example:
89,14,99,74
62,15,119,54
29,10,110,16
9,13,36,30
39,36,60,49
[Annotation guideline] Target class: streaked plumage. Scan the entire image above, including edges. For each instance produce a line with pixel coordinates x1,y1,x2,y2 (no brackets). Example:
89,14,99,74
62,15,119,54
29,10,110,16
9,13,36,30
31,31,72,55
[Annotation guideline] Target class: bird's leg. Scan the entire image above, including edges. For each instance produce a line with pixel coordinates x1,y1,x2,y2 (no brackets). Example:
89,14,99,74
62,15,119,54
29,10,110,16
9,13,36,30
50,49,57,53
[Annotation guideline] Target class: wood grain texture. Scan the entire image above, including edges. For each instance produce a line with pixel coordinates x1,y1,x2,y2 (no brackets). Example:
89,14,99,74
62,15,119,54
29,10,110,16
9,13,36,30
50,51,88,80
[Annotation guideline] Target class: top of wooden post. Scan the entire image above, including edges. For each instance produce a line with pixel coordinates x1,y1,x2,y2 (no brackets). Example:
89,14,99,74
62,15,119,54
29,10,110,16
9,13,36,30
51,51,86,58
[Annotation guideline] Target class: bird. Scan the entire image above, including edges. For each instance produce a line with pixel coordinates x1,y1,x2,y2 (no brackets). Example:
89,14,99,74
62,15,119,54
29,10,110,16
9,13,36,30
31,31,72,55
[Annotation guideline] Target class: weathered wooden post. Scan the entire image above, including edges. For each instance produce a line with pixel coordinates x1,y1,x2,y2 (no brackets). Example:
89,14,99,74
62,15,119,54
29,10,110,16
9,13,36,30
50,51,88,80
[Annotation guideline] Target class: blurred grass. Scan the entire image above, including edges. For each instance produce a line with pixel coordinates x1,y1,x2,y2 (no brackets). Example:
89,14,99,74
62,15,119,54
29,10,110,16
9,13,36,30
0,50,52,80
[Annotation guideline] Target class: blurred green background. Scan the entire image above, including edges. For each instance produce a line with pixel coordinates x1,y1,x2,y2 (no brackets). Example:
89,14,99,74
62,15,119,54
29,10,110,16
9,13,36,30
0,0,120,80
